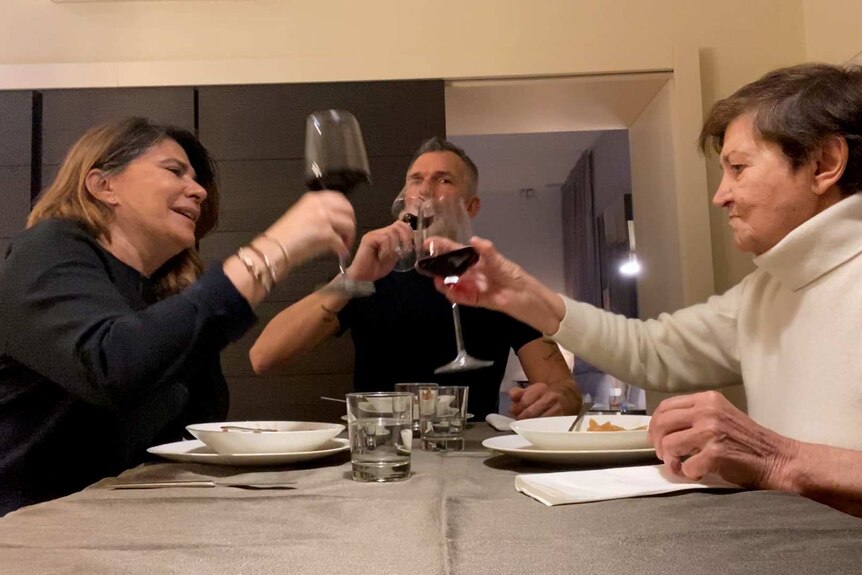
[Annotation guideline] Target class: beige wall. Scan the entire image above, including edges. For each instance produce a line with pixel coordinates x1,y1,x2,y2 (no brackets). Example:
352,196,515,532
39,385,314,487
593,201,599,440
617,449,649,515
1,0,812,292
803,0,862,64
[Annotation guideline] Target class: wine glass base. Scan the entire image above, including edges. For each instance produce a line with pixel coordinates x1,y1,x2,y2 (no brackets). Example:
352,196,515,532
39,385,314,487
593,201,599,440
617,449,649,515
434,353,493,374
317,277,376,298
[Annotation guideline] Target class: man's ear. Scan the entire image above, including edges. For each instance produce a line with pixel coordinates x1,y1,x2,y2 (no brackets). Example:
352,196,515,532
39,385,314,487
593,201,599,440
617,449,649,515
84,169,119,205
813,136,848,196
465,196,481,218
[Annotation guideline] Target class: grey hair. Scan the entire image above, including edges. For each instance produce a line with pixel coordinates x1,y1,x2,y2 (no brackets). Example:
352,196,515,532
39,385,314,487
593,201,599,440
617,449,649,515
409,137,479,197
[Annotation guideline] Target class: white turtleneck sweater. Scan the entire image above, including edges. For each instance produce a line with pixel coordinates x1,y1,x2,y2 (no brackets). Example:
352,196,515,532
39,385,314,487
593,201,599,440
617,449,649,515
552,193,862,450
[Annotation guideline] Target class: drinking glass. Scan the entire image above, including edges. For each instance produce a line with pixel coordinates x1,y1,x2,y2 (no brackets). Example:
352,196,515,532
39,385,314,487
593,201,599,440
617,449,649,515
346,392,413,482
389,188,423,272
394,382,438,436
415,195,493,373
418,385,469,452
305,109,375,297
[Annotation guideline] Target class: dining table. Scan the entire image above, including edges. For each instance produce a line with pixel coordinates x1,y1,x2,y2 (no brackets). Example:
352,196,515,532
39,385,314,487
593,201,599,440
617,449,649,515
1,423,860,574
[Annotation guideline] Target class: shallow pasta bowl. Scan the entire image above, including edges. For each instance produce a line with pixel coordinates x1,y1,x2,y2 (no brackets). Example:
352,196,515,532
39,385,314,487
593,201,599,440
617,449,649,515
186,421,345,455
509,414,651,451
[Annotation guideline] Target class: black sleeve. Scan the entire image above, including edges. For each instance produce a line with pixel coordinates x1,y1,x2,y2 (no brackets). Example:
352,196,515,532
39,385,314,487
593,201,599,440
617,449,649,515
0,220,256,410
507,314,544,354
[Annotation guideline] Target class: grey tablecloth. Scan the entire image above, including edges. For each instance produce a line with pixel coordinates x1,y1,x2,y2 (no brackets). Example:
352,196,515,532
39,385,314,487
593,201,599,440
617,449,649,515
1,425,860,574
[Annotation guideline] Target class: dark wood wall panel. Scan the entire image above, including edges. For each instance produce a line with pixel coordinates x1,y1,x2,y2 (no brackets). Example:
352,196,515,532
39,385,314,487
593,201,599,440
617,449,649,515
212,155,410,233
0,91,33,166
41,87,195,165
0,166,32,235
228,375,352,422
0,91,33,272
198,80,445,160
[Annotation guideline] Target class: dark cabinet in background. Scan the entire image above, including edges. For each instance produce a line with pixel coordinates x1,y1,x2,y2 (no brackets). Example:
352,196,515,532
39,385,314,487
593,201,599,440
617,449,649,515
0,91,33,264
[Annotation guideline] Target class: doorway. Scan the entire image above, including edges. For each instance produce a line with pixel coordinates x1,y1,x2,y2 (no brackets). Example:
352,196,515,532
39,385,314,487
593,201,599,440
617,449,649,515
445,70,711,412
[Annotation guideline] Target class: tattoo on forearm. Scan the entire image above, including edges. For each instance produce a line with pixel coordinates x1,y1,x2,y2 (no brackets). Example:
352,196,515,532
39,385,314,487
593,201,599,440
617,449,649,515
541,339,568,365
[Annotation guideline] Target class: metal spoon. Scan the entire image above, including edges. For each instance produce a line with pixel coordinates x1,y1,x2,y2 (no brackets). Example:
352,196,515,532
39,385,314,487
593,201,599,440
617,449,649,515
219,425,279,433
567,401,592,432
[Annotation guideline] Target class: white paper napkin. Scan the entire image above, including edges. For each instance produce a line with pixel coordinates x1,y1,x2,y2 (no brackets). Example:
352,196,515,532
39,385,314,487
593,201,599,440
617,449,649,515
515,464,739,506
485,413,515,431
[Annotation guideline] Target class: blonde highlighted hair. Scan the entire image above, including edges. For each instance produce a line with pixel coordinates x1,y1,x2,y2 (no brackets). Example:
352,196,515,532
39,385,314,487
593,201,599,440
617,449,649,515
28,117,219,296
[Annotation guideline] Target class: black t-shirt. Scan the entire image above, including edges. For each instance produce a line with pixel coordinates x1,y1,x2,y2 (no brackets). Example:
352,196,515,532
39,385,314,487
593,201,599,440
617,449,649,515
338,270,541,418
0,219,256,515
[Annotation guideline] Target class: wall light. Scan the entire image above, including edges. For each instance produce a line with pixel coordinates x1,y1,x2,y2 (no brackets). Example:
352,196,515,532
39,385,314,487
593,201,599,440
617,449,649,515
618,200,641,277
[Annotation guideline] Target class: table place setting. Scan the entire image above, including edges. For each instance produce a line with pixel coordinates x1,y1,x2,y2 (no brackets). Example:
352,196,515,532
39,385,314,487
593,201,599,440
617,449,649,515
146,420,350,466
482,413,659,465
515,463,740,506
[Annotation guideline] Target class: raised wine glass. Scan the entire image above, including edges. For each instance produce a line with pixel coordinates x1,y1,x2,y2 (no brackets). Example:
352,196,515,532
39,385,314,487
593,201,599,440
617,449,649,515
305,109,375,297
389,186,423,272
415,194,493,374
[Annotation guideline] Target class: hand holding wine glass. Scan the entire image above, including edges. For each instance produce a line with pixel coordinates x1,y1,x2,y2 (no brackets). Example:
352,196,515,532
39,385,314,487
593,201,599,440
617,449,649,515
415,194,492,374
305,109,375,297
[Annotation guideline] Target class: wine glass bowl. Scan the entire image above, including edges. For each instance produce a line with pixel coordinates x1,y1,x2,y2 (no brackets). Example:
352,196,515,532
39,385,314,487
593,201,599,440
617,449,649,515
304,110,371,194
304,109,375,297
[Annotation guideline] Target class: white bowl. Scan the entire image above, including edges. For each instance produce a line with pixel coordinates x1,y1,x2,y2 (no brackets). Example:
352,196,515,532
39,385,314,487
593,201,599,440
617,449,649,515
509,414,651,451
186,421,345,455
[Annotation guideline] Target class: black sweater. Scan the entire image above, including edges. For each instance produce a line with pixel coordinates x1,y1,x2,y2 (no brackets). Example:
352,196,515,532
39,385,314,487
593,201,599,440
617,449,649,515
0,219,256,515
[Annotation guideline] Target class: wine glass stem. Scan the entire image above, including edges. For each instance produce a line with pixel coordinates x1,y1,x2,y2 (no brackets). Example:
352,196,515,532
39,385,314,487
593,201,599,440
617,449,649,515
338,255,348,277
450,303,467,355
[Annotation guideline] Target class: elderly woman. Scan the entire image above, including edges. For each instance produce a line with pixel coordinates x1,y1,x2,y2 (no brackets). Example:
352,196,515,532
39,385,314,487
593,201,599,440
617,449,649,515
0,117,355,515
435,63,862,516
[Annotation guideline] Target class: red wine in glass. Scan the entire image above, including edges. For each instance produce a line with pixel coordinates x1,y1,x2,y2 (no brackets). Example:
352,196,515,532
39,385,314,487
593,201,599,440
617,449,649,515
415,246,478,277
305,168,370,196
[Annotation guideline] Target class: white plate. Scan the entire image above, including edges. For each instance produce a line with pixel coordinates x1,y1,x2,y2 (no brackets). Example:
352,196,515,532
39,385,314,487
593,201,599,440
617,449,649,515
340,413,474,421
147,438,349,466
482,434,657,465
186,421,344,455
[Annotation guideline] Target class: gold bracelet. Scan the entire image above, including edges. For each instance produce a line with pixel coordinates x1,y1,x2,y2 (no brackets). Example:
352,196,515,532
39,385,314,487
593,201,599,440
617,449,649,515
260,234,291,267
236,247,273,295
245,244,278,286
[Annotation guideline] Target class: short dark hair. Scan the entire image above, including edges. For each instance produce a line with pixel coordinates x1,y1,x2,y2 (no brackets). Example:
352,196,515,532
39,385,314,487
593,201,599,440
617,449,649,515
409,137,479,197
699,63,862,195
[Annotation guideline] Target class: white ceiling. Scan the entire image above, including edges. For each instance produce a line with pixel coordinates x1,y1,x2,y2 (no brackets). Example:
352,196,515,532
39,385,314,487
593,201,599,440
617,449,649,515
446,72,670,136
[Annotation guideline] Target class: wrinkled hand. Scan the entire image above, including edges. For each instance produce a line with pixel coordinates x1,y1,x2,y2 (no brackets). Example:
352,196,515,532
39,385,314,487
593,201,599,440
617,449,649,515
649,390,794,489
431,237,530,313
265,191,356,274
346,221,414,282
509,382,582,419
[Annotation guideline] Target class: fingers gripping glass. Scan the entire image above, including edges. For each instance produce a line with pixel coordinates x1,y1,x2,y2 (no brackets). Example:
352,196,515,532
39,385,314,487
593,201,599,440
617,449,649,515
415,195,492,374
304,109,375,297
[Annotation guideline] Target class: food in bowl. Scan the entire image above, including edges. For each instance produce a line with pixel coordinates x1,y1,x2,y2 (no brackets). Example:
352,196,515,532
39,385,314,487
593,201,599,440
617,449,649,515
586,418,649,432
186,421,345,455
509,414,651,451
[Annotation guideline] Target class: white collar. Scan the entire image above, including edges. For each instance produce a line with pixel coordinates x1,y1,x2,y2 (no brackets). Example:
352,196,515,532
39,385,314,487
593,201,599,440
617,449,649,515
754,193,862,291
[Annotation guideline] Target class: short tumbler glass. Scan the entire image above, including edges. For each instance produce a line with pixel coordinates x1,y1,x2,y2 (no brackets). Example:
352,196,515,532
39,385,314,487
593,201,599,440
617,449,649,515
418,386,469,452
346,392,413,482
394,382,439,436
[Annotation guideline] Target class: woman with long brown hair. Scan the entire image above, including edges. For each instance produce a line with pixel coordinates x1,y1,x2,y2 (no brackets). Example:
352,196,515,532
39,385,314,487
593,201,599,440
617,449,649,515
0,117,355,515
